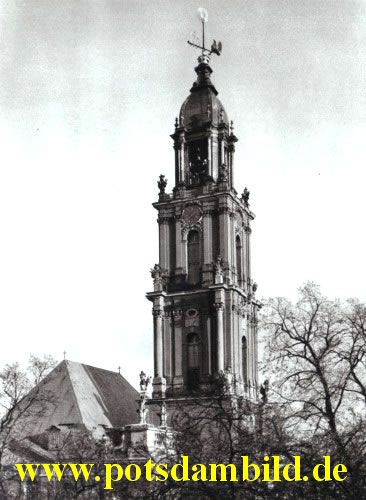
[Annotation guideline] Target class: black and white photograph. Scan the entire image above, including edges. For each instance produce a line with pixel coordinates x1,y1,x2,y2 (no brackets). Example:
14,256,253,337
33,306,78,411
0,0,365,497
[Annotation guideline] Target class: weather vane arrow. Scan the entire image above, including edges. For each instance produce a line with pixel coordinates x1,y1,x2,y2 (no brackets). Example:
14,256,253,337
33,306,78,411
187,8,222,58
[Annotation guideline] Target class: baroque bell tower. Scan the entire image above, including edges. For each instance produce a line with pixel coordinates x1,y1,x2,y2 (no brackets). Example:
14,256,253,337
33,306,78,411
146,13,260,402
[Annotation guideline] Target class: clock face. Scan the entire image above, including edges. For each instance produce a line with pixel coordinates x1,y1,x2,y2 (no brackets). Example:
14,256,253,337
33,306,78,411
182,205,202,226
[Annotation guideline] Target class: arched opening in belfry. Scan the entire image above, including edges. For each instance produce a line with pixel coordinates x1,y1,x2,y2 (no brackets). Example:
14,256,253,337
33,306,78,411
187,332,200,391
242,336,248,387
187,230,201,285
236,235,242,285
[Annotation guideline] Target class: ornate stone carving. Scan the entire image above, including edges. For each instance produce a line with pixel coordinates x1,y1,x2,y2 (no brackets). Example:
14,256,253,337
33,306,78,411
218,163,229,182
219,366,234,395
185,308,199,327
139,371,152,392
159,401,167,427
152,308,163,318
151,264,162,280
138,396,148,424
172,309,183,318
158,216,171,224
182,204,202,226
241,187,250,206
202,208,215,216
151,264,164,291
213,255,224,284
238,297,248,317
158,174,168,194
234,211,243,235
260,379,269,404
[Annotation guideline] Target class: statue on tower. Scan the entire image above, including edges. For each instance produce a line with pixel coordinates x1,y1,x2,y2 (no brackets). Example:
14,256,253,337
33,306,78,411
219,163,229,183
241,187,250,206
260,379,269,404
214,255,224,284
158,174,168,195
139,371,152,393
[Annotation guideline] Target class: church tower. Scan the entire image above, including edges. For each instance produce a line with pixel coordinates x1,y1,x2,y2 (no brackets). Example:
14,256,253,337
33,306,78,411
146,16,260,402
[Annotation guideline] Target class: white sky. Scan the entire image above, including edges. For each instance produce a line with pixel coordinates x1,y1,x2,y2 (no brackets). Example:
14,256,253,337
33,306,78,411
0,0,365,388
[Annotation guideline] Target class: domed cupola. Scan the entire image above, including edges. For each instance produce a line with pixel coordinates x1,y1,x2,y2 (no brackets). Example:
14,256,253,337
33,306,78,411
171,53,238,191
179,57,229,130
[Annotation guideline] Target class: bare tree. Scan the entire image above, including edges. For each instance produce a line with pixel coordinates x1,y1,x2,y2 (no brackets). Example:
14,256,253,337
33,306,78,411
0,355,56,497
342,300,366,405
261,283,366,497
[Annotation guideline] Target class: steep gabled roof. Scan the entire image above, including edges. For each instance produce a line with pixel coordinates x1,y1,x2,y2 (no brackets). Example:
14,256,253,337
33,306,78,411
8,360,139,440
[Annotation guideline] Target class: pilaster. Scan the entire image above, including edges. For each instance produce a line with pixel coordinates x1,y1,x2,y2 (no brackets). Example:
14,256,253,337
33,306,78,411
152,296,166,398
202,208,213,285
214,290,225,372
172,309,184,390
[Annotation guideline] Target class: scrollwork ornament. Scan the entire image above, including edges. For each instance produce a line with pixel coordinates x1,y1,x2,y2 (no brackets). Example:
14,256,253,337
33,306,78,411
182,204,202,227
152,308,163,318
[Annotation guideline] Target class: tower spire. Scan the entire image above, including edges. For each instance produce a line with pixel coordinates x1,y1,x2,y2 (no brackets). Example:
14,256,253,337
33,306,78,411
187,8,222,65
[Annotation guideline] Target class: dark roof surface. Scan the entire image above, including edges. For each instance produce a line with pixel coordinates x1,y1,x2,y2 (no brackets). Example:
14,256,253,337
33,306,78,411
9,360,139,440
180,87,228,129
179,61,229,129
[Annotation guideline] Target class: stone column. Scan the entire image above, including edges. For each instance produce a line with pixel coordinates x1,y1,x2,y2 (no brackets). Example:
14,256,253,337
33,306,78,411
206,315,212,375
214,300,225,373
153,309,163,377
230,212,235,280
174,214,184,277
228,140,237,189
152,297,166,398
253,320,258,390
178,136,185,184
202,209,213,285
158,217,169,272
163,311,172,381
245,225,251,282
172,309,184,390
174,142,179,184
241,226,246,288
219,207,231,282
207,135,212,178
218,134,225,168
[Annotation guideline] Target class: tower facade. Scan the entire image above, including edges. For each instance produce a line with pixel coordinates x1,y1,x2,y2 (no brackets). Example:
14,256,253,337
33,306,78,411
147,52,260,402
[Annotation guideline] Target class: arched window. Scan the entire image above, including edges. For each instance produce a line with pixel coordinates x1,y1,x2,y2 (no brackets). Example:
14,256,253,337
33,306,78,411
236,235,242,285
242,336,248,386
187,230,200,285
187,332,200,390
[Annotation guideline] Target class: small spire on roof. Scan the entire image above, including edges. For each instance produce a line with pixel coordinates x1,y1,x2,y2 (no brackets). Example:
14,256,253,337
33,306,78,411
63,350,67,360
118,366,121,374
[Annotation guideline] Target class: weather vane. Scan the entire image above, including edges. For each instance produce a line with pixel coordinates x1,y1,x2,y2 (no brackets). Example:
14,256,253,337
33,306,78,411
187,8,222,59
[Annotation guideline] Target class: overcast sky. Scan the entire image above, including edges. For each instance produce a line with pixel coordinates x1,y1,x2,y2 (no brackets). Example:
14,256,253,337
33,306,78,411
0,0,365,387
